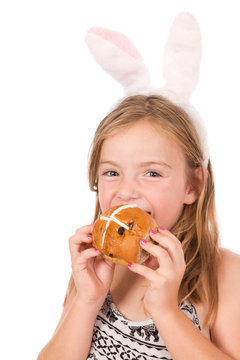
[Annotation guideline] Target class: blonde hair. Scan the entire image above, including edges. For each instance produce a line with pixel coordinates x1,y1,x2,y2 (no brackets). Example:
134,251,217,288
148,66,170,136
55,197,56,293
65,95,219,327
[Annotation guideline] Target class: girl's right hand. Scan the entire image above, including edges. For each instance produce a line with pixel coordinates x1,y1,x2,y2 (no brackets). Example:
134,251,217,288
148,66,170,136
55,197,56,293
69,224,115,306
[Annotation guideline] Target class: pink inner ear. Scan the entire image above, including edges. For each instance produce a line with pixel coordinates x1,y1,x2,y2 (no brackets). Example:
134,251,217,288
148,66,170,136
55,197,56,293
88,27,142,61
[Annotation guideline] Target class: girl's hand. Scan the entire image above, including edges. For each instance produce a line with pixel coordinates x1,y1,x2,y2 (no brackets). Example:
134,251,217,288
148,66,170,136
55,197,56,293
128,228,186,319
69,225,115,306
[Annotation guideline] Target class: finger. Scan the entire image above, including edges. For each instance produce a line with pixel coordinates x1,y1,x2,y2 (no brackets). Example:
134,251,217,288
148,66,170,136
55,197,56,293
127,262,161,283
140,239,172,268
69,234,92,248
75,224,93,235
94,257,116,285
150,229,185,268
74,225,94,244
69,227,94,253
69,235,91,256
72,248,101,270
103,258,116,269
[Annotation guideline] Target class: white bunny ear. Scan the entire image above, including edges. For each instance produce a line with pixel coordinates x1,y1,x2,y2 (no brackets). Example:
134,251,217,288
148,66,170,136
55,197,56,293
163,12,202,102
85,27,151,95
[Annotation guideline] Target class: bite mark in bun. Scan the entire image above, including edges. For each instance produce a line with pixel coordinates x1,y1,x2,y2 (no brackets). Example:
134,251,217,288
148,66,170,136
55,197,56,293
92,204,158,267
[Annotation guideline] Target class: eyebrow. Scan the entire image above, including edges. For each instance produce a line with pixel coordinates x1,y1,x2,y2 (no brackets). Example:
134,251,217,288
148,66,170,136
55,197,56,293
99,160,172,169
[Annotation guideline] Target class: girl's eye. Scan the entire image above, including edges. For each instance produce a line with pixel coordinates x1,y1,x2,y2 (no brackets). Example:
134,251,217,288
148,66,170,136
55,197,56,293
104,170,119,176
146,171,161,177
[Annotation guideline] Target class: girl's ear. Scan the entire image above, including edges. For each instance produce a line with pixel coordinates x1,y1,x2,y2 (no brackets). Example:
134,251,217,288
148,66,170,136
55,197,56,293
184,166,208,205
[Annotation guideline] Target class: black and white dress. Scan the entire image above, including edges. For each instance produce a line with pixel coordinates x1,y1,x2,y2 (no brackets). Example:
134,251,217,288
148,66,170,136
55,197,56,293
87,293,201,360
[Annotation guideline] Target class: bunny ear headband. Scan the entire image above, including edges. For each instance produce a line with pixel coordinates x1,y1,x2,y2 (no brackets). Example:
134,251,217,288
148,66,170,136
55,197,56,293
85,12,209,167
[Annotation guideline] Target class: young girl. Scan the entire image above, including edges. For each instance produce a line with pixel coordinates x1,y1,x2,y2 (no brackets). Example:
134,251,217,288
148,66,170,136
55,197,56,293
38,94,240,360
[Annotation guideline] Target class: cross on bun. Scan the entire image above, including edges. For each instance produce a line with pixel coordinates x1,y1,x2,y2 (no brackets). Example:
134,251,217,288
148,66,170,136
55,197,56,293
92,204,158,267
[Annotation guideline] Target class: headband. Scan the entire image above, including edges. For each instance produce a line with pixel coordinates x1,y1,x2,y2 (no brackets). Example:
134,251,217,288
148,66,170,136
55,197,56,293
85,12,209,167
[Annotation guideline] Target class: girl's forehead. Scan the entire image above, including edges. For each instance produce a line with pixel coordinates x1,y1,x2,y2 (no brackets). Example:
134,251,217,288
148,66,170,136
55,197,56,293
105,119,163,142
100,119,185,165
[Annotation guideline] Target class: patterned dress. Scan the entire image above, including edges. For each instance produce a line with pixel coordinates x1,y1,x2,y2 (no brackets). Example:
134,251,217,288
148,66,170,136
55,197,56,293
87,293,201,360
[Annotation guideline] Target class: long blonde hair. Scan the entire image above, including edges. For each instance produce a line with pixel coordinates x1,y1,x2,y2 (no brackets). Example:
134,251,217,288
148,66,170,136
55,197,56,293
65,95,219,326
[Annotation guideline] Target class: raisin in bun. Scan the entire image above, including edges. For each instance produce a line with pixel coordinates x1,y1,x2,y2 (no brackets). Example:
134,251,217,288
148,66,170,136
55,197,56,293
92,204,158,267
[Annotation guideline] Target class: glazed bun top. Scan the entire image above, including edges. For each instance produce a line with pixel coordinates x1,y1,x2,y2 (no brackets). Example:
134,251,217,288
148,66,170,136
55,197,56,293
92,204,158,267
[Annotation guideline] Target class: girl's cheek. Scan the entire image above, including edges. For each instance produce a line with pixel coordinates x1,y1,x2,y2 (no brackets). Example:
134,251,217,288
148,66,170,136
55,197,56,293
98,182,115,209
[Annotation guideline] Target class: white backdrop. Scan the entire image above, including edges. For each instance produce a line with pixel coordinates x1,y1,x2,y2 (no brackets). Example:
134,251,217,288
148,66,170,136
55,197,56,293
1,1,240,359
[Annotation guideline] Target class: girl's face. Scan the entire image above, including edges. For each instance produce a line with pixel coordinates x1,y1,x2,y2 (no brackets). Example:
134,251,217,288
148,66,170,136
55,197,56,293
98,119,196,229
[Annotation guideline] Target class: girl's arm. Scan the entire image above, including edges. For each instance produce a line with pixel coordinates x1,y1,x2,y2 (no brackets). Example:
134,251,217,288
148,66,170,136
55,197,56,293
210,249,240,359
37,292,101,360
153,306,234,360
37,225,115,360
154,249,240,360
129,229,240,360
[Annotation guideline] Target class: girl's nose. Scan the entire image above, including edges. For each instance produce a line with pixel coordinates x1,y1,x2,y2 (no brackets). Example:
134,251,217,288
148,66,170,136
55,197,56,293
116,178,140,201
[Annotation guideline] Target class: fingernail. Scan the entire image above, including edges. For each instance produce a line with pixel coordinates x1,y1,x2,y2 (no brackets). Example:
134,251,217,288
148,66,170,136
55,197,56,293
128,262,133,268
159,227,165,231
87,234,92,239
140,239,147,245
151,230,158,234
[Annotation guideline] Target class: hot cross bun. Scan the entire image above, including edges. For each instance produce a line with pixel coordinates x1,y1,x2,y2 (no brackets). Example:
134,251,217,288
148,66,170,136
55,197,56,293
92,204,158,266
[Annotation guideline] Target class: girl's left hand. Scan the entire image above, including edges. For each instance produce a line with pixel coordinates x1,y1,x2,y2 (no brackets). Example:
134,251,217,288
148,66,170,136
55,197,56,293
128,228,186,319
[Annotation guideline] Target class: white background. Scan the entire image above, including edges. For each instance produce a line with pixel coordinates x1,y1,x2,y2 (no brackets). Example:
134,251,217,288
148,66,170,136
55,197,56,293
1,1,240,358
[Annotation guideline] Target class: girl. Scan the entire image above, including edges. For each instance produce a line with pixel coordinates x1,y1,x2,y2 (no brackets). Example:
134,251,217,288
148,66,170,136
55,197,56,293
38,94,240,360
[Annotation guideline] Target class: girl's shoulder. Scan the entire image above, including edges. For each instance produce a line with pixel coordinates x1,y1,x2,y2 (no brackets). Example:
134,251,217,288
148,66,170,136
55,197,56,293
217,247,240,284
210,248,240,357
217,247,240,306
